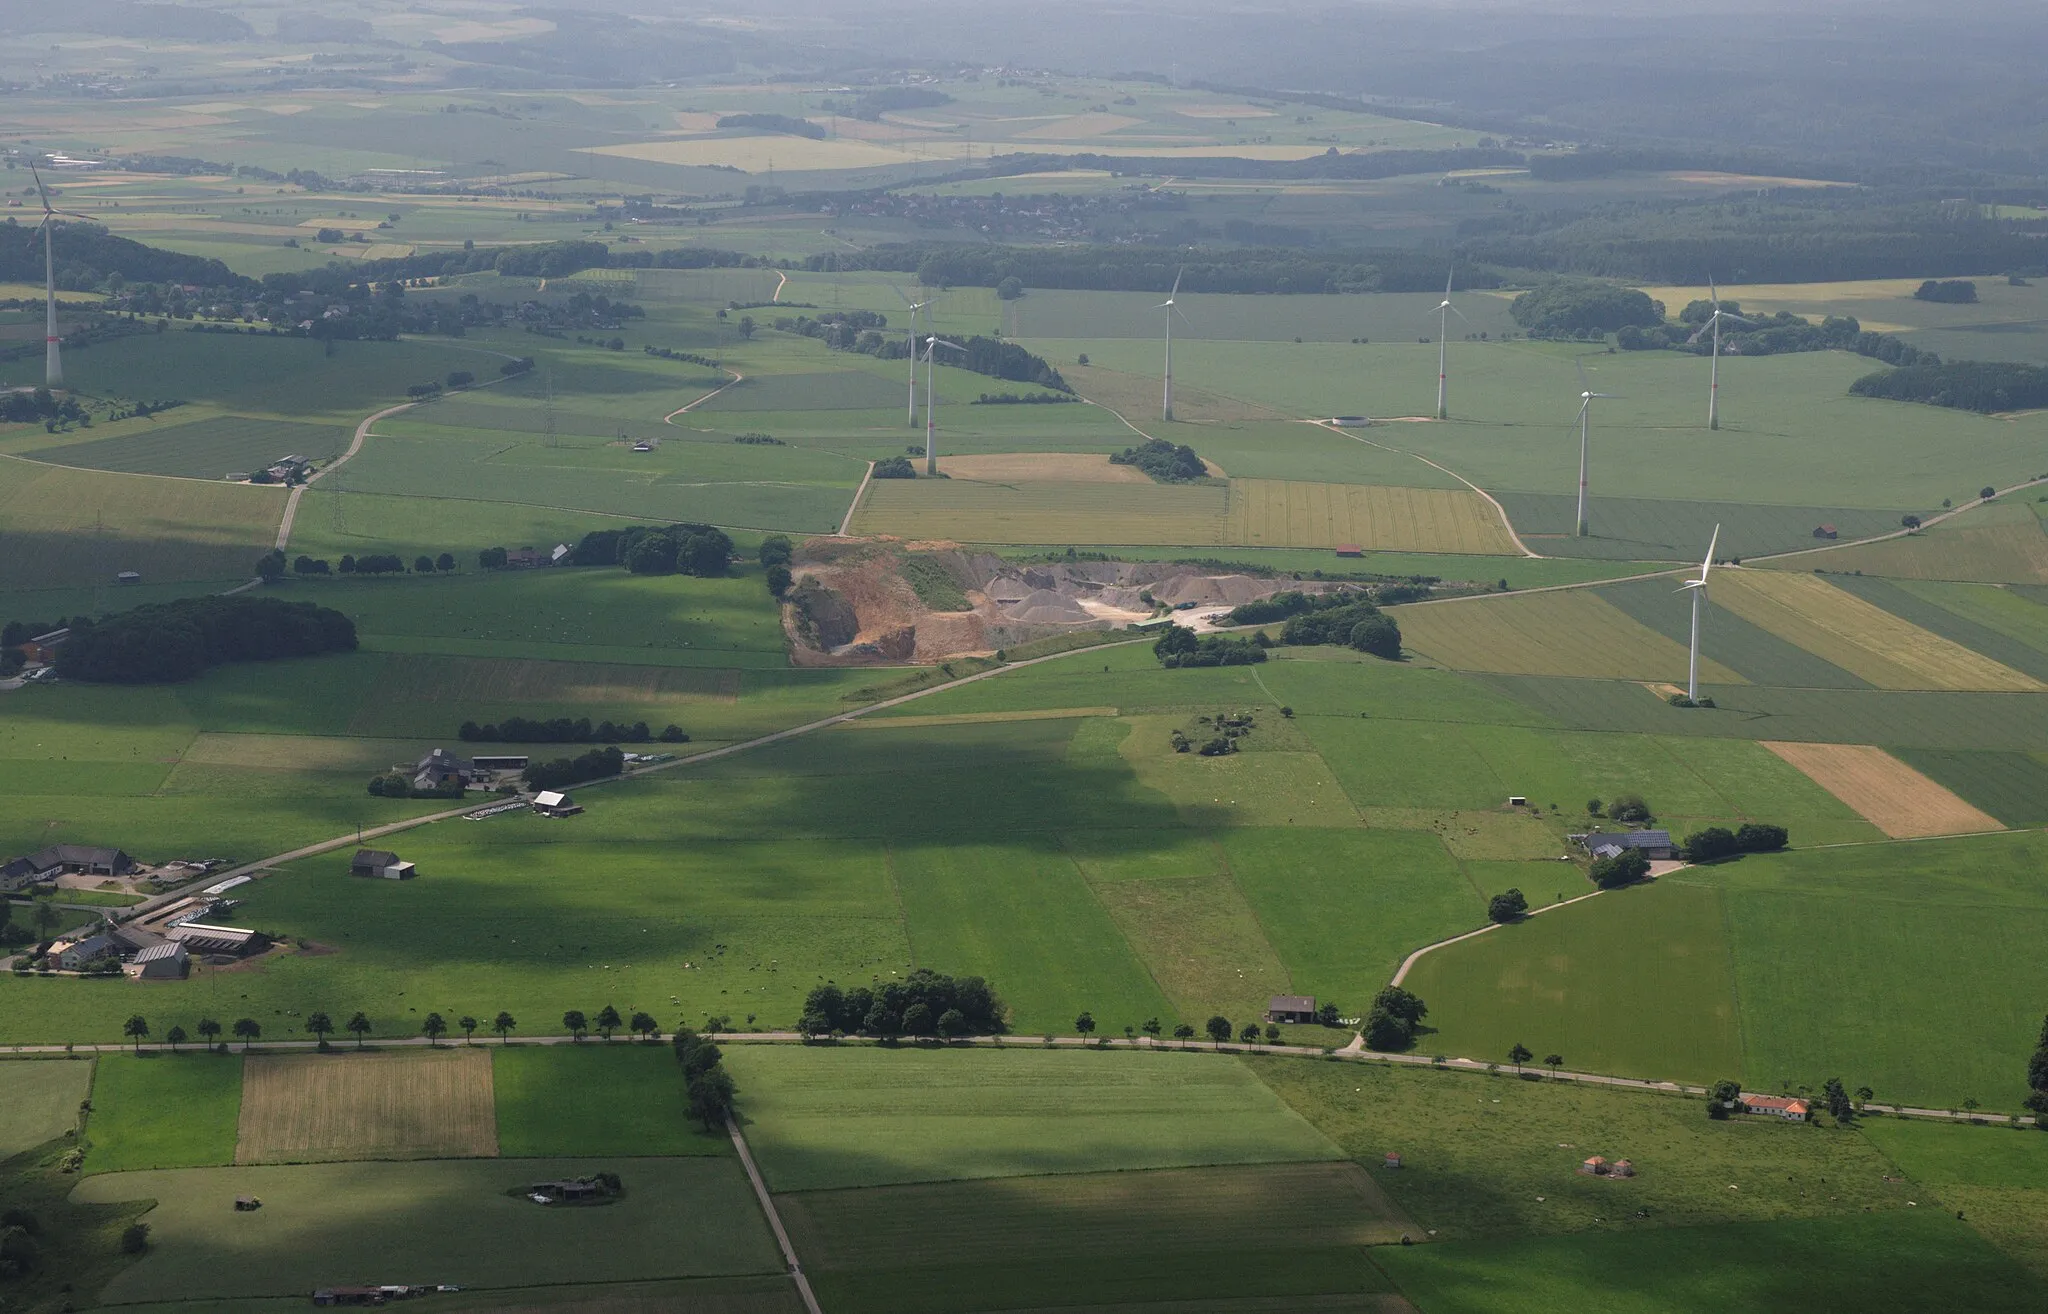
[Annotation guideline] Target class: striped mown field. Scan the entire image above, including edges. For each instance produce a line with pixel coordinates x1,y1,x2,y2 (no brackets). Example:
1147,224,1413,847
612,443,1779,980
850,476,1230,544
1397,591,1745,683
1225,479,1519,554
236,1047,498,1164
1711,570,2045,691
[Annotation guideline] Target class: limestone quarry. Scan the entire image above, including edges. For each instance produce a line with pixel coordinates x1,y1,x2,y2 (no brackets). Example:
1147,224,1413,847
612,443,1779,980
782,537,1354,666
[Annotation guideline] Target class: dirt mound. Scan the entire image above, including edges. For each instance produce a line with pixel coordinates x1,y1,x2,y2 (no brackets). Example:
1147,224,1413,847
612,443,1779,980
1007,589,1093,623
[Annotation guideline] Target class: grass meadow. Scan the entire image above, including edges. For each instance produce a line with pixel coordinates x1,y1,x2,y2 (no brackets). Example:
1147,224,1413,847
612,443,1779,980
74,1156,781,1303
84,1053,243,1173
0,456,283,587
493,1042,731,1159
725,1045,1340,1191
0,1058,90,1156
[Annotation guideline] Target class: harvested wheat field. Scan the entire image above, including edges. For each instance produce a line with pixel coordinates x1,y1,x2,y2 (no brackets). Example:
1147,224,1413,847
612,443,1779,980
236,1047,498,1164
1761,742,2004,838
1712,570,2044,691
1225,479,1519,554
1398,590,1744,683
937,453,1175,484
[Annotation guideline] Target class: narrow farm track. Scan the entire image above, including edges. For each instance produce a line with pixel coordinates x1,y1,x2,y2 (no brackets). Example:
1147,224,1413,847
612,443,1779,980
275,397,417,550
728,1113,824,1314
1311,418,1539,558
664,367,745,422
837,460,876,536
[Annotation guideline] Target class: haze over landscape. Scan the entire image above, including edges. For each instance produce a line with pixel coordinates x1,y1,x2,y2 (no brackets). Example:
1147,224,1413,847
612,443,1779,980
1,2,2047,1311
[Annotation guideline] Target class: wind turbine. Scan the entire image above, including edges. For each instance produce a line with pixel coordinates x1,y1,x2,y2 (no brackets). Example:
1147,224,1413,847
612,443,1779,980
1433,266,1470,420
892,285,934,427
28,161,90,390
922,334,964,474
1679,524,1721,703
1688,277,1752,431
1573,359,1618,538
1158,266,1186,421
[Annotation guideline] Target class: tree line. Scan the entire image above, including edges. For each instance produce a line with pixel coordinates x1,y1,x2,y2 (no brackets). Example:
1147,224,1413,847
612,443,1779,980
1152,624,1268,668
772,309,1072,393
802,242,1498,297
56,597,356,684
715,113,825,140
523,746,626,791
459,717,688,745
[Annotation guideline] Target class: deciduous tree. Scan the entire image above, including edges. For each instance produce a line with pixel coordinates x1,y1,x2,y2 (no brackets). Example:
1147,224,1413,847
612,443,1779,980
123,1015,149,1052
423,1013,447,1046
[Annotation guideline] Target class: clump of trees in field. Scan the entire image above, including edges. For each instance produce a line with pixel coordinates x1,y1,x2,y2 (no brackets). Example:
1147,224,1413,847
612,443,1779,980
1590,848,1650,888
715,112,825,139
1488,888,1529,922
459,717,686,745
1915,279,1978,303
1510,280,1664,335
1362,986,1427,1052
571,524,732,577
1110,437,1207,483
1850,360,2048,413
523,746,625,791
1680,823,1790,862
760,535,794,598
1255,594,1402,659
773,309,1073,393
56,597,356,683
872,456,917,478
1152,623,1268,668
798,971,1006,1039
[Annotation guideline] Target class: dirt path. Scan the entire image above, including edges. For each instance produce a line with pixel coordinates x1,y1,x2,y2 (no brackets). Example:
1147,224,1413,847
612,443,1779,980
728,1113,823,1314
664,367,745,422
275,398,418,550
1390,884,1614,986
1312,418,1539,558
837,460,875,536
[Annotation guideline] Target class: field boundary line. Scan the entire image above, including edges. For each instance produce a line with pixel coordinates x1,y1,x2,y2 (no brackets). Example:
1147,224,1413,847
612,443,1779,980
838,460,875,536
665,367,746,422
727,1113,823,1314
0,448,297,491
1747,473,2048,567
1311,418,1539,558
12,1032,2029,1128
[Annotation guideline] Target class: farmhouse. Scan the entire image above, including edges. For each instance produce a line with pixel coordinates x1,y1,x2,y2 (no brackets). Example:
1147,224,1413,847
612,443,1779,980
350,849,416,880
23,844,137,877
1813,524,1839,540
16,627,69,665
1579,830,1675,861
0,855,54,892
1740,1094,1811,1121
1265,994,1318,1024
413,748,474,792
532,790,583,818
131,941,190,980
54,932,120,971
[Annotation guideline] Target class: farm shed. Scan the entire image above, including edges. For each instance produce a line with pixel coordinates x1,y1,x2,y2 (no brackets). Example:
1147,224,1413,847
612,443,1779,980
1813,524,1839,539
350,849,415,880
412,748,473,792
165,923,270,957
1740,1094,1811,1121
532,790,583,818
132,941,190,980
1578,830,1675,861
1335,544,1363,557
471,755,529,772
115,570,141,584
16,627,69,665
1265,994,1318,1024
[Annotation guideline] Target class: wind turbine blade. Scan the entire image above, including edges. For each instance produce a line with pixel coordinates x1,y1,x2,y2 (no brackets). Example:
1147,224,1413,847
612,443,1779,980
890,284,914,307
1170,265,1184,299
1709,274,1719,307
1720,312,1754,326
1703,524,1721,575
1172,303,1193,328
1444,266,1454,298
1448,304,1472,325
1577,397,1591,423
1686,324,1709,345
1575,358,1591,393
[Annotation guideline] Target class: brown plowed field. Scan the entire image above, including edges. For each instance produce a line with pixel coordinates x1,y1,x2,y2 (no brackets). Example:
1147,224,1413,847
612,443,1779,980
236,1047,498,1163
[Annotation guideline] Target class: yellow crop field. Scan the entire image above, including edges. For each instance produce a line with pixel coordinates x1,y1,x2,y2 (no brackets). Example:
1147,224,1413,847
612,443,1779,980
1761,742,2004,838
936,453,1159,484
1710,570,2045,691
236,1048,498,1164
850,477,1229,545
1397,591,1746,683
1225,479,1519,554
0,457,284,587
583,136,926,171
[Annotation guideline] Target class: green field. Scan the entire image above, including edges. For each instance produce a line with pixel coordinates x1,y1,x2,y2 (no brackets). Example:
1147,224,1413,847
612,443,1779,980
84,1053,244,1174
0,456,282,587
74,1156,781,1303
21,414,352,480
1380,1210,2044,1314
493,1043,732,1159
0,1058,91,1156
725,1045,1340,1191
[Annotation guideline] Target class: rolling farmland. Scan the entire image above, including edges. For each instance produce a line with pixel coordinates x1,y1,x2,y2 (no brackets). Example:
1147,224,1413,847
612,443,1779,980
1224,478,1519,553
1396,590,1745,683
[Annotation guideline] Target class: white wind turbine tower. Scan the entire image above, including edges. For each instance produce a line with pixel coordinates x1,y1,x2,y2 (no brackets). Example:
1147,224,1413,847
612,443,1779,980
922,334,964,474
1158,266,1186,421
1679,524,1721,703
1433,266,1470,420
29,162,90,389
1573,358,1618,538
1689,277,1752,431
893,285,934,427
